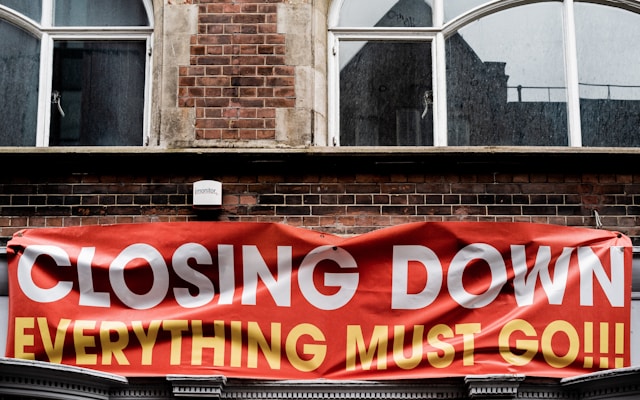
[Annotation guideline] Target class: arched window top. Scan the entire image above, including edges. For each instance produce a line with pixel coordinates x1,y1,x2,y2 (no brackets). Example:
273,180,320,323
334,0,434,27
0,0,41,22
443,0,640,30
332,0,640,30
443,0,489,23
330,0,539,29
0,0,152,27
54,0,150,27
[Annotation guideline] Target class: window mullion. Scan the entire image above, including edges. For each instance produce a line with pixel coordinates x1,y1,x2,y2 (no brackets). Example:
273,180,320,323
433,32,447,146
39,0,54,146
432,0,446,145
327,33,340,146
35,33,53,147
433,0,444,27
144,36,153,146
563,0,582,147
41,0,53,26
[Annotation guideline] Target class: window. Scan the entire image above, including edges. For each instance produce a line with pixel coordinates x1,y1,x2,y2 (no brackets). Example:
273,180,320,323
328,0,640,147
0,0,153,147
330,0,435,147
575,3,640,147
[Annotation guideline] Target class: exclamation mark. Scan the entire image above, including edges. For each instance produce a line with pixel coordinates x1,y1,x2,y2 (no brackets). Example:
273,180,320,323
615,323,625,368
583,322,593,368
600,322,609,368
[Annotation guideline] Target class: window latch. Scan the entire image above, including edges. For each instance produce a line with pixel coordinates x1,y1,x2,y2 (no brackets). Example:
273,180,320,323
51,90,66,117
421,90,433,119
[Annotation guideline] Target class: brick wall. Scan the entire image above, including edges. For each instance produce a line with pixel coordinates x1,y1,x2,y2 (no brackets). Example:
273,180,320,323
179,0,295,141
2,168,639,245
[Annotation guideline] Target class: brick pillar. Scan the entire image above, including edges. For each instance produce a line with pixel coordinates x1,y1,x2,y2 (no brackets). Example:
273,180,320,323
181,1,295,142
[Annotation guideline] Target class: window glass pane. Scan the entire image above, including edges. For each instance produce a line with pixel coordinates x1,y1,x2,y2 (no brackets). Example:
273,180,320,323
55,0,148,26
446,3,567,146
0,20,40,146
338,0,433,27
49,41,146,146
0,0,41,22
575,3,640,147
443,0,489,23
340,41,433,146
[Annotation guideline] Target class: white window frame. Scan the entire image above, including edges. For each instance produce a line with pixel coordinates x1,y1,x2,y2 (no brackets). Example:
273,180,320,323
0,0,154,147
327,28,440,146
326,0,640,147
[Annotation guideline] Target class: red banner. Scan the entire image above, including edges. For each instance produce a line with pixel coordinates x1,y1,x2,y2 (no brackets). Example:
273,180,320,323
5,221,632,379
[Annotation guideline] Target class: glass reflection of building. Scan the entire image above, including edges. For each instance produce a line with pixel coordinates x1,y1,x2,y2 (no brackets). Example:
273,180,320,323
446,26,568,146
339,0,434,146
339,0,640,147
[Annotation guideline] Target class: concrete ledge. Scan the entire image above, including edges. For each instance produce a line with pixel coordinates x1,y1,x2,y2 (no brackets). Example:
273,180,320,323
1,357,640,399
2,146,640,174
0,357,127,400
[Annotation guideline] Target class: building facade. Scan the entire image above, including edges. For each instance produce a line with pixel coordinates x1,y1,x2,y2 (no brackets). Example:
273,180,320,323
2,0,640,398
